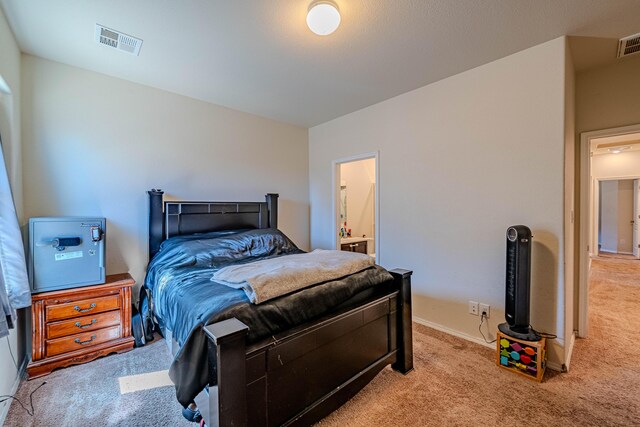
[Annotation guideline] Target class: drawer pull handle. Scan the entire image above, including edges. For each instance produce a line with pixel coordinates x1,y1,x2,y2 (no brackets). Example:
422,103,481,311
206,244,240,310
349,244,358,248
74,335,97,345
75,319,97,329
74,303,97,313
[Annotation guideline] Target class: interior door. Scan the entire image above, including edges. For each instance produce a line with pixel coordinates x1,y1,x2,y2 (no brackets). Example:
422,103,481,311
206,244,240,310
634,179,640,259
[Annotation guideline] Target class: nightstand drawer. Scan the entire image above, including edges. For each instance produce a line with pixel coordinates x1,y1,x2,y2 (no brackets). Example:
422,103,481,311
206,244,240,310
46,310,121,339
46,294,120,322
46,325,121,358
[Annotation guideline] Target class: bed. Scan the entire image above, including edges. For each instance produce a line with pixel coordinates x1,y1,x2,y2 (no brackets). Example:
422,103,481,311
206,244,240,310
145,189,413,426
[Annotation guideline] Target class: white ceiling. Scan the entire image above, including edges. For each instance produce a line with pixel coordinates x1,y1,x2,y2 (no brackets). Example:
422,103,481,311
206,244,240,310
2,0,640,127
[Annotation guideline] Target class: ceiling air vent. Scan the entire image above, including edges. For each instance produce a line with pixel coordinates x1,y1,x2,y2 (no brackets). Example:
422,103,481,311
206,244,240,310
617,33,640,58
94,24,142,56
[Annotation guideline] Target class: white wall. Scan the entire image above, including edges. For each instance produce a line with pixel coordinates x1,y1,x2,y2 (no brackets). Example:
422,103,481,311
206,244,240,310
21,55,310,288
310,37,569,365
0,5,24,424
340,158,375,239
592,150,640,179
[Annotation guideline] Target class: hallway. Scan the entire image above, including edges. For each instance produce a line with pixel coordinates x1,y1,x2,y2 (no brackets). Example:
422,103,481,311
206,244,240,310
568,256,640,421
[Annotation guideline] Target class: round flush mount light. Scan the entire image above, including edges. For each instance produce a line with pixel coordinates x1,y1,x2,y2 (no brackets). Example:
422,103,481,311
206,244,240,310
608,146,631,154
307,1,341,36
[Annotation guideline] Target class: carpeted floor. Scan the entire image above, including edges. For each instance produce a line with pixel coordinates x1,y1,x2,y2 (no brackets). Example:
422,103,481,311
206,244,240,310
6,256,640,426
320,256,640,426
4,339,190,427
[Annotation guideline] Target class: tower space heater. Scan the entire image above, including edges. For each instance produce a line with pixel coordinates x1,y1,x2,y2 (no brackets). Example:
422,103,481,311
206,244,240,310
498,225,541,341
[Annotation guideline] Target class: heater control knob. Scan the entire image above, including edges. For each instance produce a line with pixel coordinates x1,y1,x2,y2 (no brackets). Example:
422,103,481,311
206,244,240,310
507,227,518,242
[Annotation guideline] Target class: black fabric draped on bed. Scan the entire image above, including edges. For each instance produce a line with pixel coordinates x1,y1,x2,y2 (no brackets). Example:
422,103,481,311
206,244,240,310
145,228,394,407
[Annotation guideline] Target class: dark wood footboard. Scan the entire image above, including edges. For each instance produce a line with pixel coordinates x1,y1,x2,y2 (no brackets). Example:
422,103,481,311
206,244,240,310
194,269,413,427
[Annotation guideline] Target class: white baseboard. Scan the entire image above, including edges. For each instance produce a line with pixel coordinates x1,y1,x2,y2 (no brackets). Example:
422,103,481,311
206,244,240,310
0,357,27,425
413,316,495,350
413,316,565,372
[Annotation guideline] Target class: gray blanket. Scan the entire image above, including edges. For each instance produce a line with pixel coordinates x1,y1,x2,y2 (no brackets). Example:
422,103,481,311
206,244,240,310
212,249,374,303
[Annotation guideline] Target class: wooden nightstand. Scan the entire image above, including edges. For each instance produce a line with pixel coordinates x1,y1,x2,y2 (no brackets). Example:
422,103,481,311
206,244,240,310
27,273,135,379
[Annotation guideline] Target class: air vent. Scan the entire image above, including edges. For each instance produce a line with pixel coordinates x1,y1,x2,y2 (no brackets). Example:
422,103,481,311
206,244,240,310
617,33,640,58
94,24,142,56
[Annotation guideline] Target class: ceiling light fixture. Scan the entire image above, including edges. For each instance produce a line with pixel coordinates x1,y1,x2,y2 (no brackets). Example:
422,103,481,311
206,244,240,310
608,146,631,154
307,1,341,36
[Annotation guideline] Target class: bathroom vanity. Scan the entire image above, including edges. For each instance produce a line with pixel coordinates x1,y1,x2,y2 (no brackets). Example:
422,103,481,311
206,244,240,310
340,237,373,255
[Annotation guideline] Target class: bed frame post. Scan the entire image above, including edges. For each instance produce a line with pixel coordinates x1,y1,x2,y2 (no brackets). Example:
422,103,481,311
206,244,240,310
389,269,414,374
200,318,249,427
148,188,165,260
265,193,278,229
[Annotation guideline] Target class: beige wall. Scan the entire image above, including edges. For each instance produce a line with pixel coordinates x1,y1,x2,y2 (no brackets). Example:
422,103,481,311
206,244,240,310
21,55,310,288
310,37,569,366
563,37,576,367
576,55,640,135
0,5,23,424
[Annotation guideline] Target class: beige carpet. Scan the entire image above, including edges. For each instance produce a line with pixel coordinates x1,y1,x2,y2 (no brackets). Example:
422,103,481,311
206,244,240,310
318,257,640,427
4,339,191,427
6,257,640,426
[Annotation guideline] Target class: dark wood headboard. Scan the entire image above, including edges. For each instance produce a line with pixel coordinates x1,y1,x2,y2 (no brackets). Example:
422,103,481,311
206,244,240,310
147,189,278,260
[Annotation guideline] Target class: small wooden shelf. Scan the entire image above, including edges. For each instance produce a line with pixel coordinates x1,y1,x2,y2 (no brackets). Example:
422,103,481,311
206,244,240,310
27,273,135,379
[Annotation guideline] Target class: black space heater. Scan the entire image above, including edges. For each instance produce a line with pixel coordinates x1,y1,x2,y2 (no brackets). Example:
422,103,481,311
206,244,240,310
498,225,541,341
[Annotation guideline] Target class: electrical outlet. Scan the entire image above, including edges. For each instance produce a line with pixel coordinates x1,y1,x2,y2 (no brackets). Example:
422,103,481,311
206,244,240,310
480,303,490,319
468,301,479,316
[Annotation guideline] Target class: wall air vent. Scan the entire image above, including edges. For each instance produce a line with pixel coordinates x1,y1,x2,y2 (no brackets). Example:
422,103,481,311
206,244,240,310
94,24,142,56
617,33,640,58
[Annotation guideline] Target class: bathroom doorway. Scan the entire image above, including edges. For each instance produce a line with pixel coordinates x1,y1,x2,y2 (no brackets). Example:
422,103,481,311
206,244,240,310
333,153,378,263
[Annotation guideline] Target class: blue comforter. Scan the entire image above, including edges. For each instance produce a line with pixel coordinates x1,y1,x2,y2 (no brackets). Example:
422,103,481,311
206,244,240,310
144,228,394,407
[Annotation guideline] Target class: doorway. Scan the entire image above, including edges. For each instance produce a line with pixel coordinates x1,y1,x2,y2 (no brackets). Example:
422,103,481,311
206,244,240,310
595,178,640,259
579,124,640,337
332,153,378,264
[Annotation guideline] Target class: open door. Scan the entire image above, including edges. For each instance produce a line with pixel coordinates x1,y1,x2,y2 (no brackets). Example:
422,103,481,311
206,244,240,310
333,153,379,264
634,179,640,259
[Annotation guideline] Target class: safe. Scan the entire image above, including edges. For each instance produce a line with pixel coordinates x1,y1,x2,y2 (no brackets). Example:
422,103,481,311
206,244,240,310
28,217,106,293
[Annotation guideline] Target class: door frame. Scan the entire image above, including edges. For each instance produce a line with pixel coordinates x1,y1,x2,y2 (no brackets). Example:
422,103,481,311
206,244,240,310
579,123,640,337
634,179,640,259
332,152,379,264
